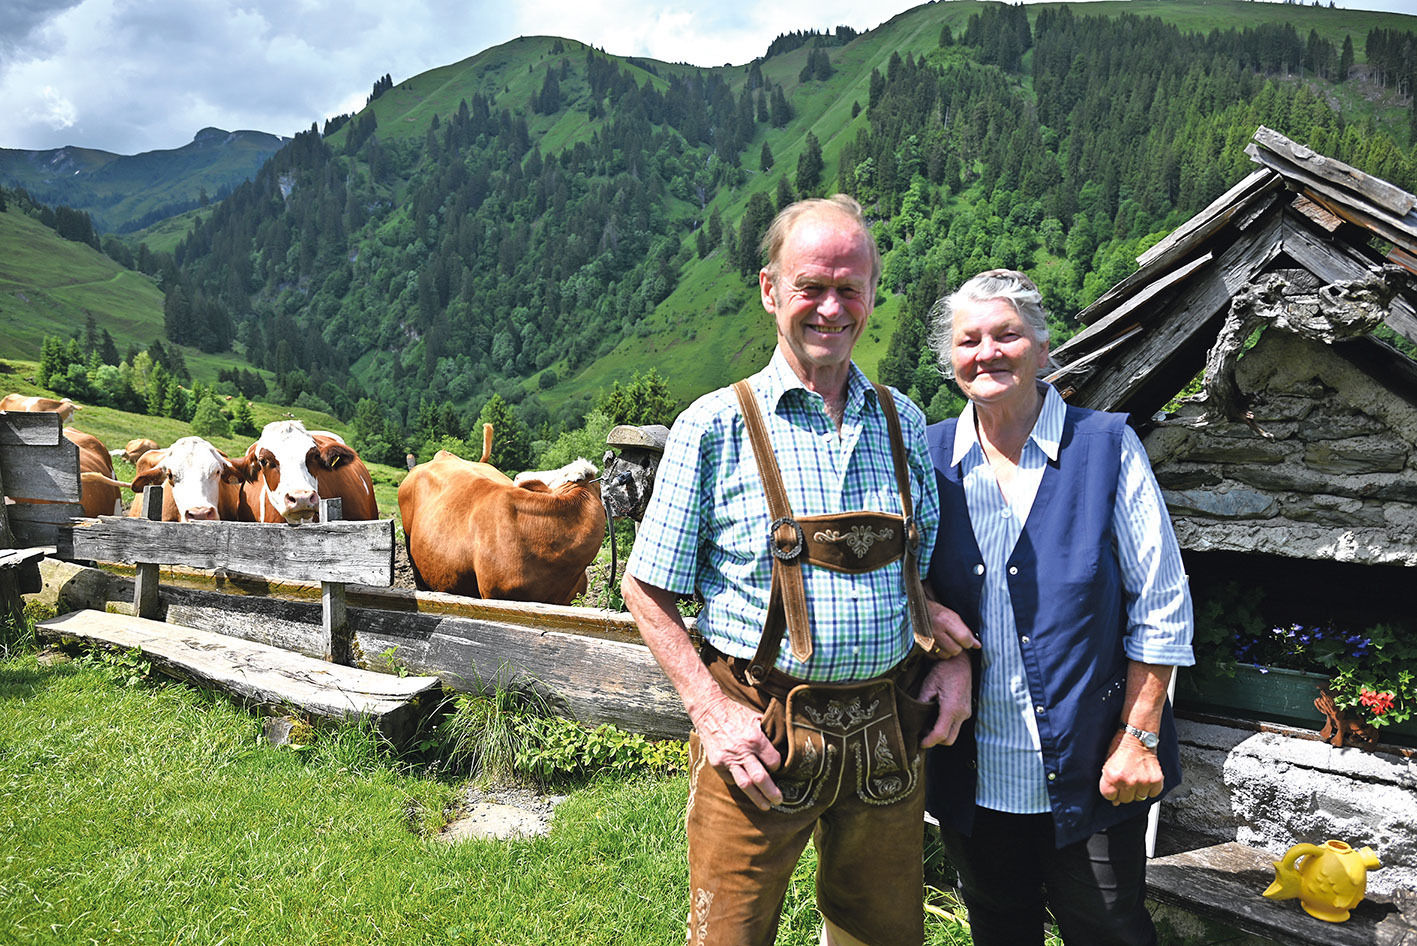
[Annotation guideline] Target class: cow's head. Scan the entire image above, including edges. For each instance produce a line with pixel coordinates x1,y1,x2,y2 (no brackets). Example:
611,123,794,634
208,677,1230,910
131,437,241,522
234,420,358,523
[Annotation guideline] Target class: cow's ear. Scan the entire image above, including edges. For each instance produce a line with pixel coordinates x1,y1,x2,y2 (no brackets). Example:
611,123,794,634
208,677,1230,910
228,454,258,483
219,458,244,484
130,467,165,490
319,443,357,470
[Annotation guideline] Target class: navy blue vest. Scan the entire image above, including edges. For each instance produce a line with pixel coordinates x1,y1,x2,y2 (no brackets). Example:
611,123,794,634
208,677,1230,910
924,406,1181,848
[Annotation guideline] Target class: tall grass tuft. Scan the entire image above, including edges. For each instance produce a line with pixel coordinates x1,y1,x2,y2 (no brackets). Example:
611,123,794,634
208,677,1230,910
437,662,557,784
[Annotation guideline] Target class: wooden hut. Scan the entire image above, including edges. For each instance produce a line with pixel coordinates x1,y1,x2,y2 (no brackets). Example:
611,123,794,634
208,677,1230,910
1048,127,1417,937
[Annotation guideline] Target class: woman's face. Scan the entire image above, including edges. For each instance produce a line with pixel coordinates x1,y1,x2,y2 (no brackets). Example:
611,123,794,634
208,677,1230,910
950,297,1049,408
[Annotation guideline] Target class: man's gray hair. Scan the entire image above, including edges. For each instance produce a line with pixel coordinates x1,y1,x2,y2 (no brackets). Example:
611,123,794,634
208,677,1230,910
927,268,1052,378
759,194,882,285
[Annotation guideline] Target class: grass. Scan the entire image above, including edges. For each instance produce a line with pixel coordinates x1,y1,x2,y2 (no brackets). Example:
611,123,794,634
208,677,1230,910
0,626,991,945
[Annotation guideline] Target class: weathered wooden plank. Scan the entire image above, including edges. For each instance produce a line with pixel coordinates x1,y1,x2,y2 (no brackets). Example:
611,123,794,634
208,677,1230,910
68,516,395,585
0,411,62,447
1252,125,1417,217
1136,168,1277,269
0,439,81,502
1291,194,1344,232
36,609,443,745
8,502,85,547
1147,840,1417,946
1248,143,1417,253
1070,214,1285,413
1056,254,1212,361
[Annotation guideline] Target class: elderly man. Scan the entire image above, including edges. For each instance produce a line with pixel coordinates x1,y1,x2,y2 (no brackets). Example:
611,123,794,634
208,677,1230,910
623,195,976,946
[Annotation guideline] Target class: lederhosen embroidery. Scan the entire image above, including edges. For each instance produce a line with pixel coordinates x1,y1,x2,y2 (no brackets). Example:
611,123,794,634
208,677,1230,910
722,379,939,810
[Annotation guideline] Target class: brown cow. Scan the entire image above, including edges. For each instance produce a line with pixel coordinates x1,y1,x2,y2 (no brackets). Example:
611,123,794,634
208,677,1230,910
0,394,77,422
230,420,377,522
120,438,160,465
398,436,605,604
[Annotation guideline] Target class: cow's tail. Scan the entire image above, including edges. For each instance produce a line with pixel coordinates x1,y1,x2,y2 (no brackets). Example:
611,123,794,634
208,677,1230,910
479,423,493,464
82,471,133,490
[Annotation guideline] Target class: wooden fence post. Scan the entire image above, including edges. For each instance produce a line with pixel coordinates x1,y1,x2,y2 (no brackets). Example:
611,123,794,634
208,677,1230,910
319,497,350,665
0,463,24,629
134,484,162,619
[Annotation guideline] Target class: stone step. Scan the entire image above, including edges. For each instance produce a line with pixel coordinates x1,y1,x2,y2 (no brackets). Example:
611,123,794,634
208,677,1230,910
38,609,442,745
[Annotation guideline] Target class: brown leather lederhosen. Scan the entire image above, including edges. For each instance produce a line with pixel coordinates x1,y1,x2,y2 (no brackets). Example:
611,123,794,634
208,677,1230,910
701,379,940,811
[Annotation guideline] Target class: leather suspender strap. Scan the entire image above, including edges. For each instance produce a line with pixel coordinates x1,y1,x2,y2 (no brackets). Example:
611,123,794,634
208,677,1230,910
732,381,814,680
871,384,938,656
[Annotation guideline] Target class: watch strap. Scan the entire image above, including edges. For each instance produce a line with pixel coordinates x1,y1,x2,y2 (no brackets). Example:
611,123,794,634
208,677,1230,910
1121,723,1160,749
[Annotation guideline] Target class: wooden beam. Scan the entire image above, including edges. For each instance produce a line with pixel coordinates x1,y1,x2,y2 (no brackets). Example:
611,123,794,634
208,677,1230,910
8,502,85,548
319,497,350,665
1247,143,1417,253
0,411,62,447
1136,169,1277,269
1252,125,1417,217
37,609,442,746
1056,253,1212,361
134,485,162,619
68,516,396,586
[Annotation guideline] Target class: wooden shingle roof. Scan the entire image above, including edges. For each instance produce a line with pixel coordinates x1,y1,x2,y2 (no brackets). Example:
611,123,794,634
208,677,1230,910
1048,127,1417,422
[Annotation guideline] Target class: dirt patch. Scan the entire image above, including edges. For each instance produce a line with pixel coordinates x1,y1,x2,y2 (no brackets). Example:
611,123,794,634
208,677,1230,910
438,783,568,842
392,535,417,590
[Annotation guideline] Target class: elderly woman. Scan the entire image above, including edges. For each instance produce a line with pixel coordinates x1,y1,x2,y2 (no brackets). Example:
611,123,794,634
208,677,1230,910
923,270,1194,946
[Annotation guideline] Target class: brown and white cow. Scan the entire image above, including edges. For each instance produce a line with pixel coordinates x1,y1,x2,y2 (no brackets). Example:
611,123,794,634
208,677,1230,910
0,394,77,422
398,443,605,605
231,420,377,523
129,437,244,522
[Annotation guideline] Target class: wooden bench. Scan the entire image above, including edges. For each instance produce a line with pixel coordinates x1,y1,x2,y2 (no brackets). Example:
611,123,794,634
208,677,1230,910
37,487,441,745
1147,828,1417,945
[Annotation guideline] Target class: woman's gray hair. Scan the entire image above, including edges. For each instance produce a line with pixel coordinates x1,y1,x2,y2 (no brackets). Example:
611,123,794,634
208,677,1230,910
926,268,1053,379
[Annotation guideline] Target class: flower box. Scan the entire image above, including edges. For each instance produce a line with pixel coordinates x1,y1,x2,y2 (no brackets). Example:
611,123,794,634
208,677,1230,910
1176,664,1417,746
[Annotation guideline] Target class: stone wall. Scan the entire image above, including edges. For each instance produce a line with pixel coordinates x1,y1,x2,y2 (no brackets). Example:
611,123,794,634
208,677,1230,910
1165,719,1417,896
1145,328,1417,566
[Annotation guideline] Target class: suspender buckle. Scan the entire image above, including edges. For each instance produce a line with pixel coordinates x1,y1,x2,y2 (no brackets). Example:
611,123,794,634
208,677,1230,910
769,517,805,561
903,515,920,553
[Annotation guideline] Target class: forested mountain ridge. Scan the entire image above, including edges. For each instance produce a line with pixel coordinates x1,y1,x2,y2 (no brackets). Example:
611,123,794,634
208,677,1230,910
0,128,287,234
27,0,1417,466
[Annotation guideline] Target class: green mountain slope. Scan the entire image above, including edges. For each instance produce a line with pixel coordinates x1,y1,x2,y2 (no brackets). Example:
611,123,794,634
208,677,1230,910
0,128,286,233
7,0,1417,466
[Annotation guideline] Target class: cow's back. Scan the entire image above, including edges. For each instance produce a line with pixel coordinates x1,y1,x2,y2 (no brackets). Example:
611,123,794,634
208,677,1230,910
65,427,122,517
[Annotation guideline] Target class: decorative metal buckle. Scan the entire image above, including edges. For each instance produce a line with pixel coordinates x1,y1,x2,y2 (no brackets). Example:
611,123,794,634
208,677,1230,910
769,516,805,561
903,515,920,553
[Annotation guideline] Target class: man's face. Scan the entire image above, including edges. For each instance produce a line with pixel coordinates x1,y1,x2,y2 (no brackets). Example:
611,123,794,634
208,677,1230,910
760,213,875,380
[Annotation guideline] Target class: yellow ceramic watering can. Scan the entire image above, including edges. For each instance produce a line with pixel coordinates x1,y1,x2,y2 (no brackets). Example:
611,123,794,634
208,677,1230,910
1262,839,1382,922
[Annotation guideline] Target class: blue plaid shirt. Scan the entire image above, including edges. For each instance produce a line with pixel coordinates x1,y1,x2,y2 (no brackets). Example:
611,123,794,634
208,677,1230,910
627,349,939,682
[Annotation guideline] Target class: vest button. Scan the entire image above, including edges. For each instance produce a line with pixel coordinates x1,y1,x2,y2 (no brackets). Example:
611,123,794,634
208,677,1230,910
973,564,985,575
1008,565,1019,576
1047,772,1057,782
1020,636,1030,644
1035,705,1045,715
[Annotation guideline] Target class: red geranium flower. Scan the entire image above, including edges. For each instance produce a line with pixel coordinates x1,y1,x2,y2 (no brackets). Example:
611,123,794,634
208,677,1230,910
1359,689,1396,716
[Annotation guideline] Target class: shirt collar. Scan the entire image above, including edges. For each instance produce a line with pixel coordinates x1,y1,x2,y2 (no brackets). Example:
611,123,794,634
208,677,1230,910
756,347,877,416
950,381,1065,466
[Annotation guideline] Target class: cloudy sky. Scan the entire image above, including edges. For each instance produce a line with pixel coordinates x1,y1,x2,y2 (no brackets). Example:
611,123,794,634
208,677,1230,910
1,0,1412,156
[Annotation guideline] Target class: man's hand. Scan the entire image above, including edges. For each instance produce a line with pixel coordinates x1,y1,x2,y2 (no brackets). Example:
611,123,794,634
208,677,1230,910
926,598,980,658
918,652,971,748
692,693,783,811
1098,730,1164,806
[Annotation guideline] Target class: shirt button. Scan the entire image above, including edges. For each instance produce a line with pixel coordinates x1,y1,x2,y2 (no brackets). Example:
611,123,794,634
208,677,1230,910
1008,565,1019,576
973,564,985,575
1000,507,1011,518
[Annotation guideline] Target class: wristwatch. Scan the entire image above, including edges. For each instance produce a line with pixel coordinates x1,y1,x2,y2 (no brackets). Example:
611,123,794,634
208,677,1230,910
1121,723,1160,750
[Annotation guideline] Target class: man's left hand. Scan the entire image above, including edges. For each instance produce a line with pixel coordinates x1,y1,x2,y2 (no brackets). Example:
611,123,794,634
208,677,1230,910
918,652,971,748
1098,730,1164,806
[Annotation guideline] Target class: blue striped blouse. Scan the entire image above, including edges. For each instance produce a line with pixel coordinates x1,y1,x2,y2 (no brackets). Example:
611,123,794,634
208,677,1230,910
947,384,1194,813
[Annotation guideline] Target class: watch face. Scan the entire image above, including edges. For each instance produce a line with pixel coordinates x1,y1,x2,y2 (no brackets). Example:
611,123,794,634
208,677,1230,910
1140,731,1159,749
